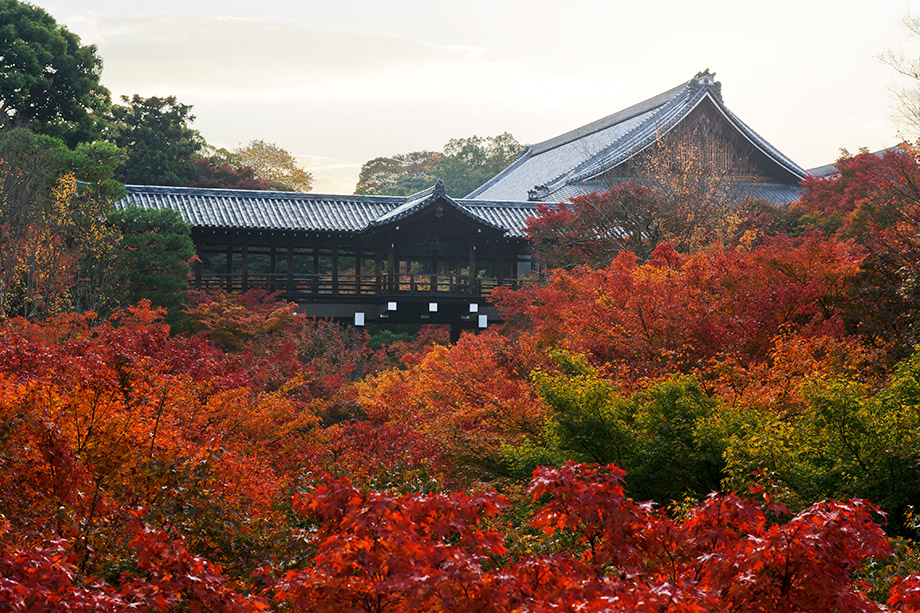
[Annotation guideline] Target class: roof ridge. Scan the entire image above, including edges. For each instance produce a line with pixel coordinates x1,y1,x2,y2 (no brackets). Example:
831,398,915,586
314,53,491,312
527,79,690,156
559,82,711,187
532,80,703,200
467,71,719,200
124,184,406,204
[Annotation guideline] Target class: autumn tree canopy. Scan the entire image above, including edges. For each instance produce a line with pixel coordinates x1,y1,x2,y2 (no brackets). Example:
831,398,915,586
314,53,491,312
231,139,314,192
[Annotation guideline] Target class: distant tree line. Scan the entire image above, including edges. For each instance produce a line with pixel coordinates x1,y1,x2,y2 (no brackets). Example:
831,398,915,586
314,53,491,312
354,132,521,198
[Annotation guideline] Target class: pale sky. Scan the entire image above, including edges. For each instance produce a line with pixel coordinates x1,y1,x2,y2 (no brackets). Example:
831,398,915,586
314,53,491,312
34,0,920,193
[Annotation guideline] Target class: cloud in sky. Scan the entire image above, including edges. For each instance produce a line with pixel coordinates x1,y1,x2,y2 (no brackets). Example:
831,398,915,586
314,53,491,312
36,0,920,192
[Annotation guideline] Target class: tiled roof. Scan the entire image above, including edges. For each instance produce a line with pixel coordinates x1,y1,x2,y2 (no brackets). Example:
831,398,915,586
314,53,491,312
367,179,507,232
549,179,801,206
117,184,538,238
467,70,807,203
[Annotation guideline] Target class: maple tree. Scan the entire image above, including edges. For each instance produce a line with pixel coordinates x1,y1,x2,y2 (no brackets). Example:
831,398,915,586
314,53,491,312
270,462,915,612
357,330,547,481
724,347,920,537
525,183,664,268
505,355,730,505
794,146,920,353
495,236,862,388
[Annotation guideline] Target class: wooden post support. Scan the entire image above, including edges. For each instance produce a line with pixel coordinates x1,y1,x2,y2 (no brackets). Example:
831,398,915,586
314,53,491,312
241,242,249,292
312,248,320,294
269,246,277,292
286,238,294,295
225,246,233,292
388,241,396,292
332,244,339,294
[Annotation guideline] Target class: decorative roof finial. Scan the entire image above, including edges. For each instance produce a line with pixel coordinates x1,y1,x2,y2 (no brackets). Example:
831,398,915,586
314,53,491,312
433,177,446,198
693,69,722,102
528,184,549,201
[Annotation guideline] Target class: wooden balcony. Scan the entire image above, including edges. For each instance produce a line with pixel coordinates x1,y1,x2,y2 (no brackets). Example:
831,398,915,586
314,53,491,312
196,272,530,302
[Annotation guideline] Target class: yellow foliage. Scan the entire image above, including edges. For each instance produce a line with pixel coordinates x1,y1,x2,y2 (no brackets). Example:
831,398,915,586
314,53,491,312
233,139,313,192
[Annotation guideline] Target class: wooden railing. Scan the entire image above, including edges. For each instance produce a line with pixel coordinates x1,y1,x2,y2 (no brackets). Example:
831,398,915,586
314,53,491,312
197,272,528,298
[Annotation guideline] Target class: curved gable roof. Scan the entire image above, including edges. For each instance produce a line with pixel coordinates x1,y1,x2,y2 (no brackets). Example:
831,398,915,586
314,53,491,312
467,71,806,203
366,179,506,233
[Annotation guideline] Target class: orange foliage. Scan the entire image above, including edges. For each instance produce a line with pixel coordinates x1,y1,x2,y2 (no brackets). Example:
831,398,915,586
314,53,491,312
358,331,547,478
495,235,864,391
0,301,315,577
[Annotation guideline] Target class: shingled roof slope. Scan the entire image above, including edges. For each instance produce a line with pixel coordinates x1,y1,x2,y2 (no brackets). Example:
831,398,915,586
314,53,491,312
117,184,539,238
467,71,807,203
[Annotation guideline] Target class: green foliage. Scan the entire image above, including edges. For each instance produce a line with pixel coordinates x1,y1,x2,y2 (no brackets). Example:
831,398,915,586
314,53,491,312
725,347,920,536
107,206,195,323
355,151,439,196
627,376,730,503
434,132,520,197
67,141,126,199
504,351,731,505
0,0,110,146
354,133,520,197
109,95,203,186
0,127,124,317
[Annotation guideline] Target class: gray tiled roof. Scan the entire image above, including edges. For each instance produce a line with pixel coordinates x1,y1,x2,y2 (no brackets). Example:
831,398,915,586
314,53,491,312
117,184,539,238
367,179,507,232
550,179,801,206
467,70,807,203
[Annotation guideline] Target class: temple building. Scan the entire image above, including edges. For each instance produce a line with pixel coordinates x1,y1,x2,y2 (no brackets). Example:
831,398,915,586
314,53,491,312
119,70,808,335
466,70,806,204
119,179,538,338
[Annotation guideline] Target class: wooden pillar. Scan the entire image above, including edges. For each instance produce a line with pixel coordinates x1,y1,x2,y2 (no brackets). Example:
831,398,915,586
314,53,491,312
469,237,477,296
388,241,396,292
332,244,339,294
241,241,249,292
497,246,504,286
355,242,362,294
225,245,233,292
269,246,277,292
375,252,383,292
455,254,462,293
430,253,438,293
286,238,294,295
312,247,319,294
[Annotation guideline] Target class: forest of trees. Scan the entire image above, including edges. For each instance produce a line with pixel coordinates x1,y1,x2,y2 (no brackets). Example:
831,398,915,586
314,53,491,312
6,0,920,611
